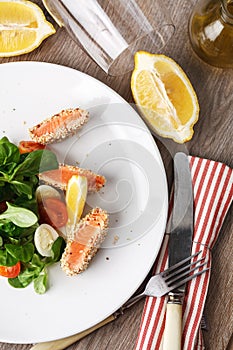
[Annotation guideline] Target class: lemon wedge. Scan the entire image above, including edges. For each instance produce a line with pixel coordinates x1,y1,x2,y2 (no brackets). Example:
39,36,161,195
0,0,55,57
66,175,88,236
131,51,199,143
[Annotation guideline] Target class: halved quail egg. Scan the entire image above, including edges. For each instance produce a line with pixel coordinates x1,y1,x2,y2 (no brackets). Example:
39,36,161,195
34,223,59,257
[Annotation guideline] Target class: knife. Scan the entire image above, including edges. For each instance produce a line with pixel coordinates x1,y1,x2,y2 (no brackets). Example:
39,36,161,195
163,152,193,350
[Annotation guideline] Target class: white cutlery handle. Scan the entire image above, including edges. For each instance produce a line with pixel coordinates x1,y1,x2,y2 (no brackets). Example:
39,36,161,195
30,314,115,350
163,303,182,350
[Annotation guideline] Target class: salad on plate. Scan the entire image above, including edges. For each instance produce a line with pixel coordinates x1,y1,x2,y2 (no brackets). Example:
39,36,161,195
0,107,108,294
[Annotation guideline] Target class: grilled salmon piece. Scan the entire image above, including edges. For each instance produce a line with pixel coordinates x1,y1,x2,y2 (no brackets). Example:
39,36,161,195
61,208,108,275
29,108,89,144
39,164,106,192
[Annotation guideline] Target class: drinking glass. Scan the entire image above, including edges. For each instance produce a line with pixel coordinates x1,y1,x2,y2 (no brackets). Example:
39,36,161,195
43,0,175,75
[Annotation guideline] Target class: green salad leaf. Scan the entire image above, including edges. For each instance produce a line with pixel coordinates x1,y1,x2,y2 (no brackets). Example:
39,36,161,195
0,249,18,266
5,242,34,262
0,136,65,294
0,137,59,200
0,202,38,227
8,237,65,293
34,270,48,294
12,149,59,178
0,136,20,166
50,236,66,262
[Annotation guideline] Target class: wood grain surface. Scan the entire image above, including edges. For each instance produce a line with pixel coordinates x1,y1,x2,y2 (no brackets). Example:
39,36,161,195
0,0,232,349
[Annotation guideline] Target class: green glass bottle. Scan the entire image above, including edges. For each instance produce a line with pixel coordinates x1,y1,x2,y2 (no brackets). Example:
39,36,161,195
189,0,233,68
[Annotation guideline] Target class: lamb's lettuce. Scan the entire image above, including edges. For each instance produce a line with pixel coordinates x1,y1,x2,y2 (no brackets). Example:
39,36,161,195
0,136,65,294
0,202,37,227
0,136,58,200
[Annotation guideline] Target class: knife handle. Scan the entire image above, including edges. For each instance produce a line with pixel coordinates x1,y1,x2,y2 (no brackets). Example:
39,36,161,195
163,302,182,350
30,314,115,350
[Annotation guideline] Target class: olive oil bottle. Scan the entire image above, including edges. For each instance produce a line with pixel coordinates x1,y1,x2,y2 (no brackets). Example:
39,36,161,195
189,0,233,68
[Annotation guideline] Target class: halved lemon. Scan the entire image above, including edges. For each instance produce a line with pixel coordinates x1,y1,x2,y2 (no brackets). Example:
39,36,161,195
66,175,88,234
0,0,55,57
131,51,199,143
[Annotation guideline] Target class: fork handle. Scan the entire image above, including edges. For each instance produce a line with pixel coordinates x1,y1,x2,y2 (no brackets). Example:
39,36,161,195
163,302,182,350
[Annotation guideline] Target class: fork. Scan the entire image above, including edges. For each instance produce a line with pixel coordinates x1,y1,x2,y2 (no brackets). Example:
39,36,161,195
120,251,209,310
30,252,209,350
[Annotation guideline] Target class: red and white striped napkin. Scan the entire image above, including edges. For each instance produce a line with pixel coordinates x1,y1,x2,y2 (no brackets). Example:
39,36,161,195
135,156,233,350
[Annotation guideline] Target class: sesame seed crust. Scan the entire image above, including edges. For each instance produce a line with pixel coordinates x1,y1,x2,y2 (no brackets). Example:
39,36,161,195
60,208,109,276
29,108,89,144
39,164,106,192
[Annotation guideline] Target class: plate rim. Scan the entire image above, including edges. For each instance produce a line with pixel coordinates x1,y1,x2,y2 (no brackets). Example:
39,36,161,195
0,61,168,344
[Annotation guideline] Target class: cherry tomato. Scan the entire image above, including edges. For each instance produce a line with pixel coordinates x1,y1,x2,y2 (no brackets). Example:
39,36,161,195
38,198,68,228
0,262,21,278
18,141,45,154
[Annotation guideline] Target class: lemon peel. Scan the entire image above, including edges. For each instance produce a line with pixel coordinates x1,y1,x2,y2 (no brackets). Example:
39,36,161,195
0,0,55,57
65,175,88,237
131,51,199,143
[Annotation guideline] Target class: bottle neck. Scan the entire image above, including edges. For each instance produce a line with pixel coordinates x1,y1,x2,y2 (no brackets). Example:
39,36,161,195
221,0,233,24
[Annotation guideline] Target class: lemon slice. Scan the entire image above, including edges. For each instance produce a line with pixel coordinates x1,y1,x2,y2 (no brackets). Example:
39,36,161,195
66,175,88,235
131,51,199,143
0,0,55,57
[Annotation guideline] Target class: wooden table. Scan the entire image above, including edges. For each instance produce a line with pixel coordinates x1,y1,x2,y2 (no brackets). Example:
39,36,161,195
0,0,232,349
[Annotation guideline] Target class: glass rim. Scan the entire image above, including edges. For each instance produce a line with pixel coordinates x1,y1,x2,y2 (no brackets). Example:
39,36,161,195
221,0,233,23
107,24,175,76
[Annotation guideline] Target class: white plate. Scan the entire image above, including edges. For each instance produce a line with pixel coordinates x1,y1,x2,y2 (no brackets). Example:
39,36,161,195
0,62,168,344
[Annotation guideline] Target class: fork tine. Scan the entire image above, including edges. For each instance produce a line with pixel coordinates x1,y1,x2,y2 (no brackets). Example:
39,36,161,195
166,262,208,286
161,251,202,276
168,267,210,291
164,257,206,282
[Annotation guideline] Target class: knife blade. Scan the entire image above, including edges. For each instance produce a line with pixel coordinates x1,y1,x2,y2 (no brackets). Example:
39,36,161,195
163,152,193,350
